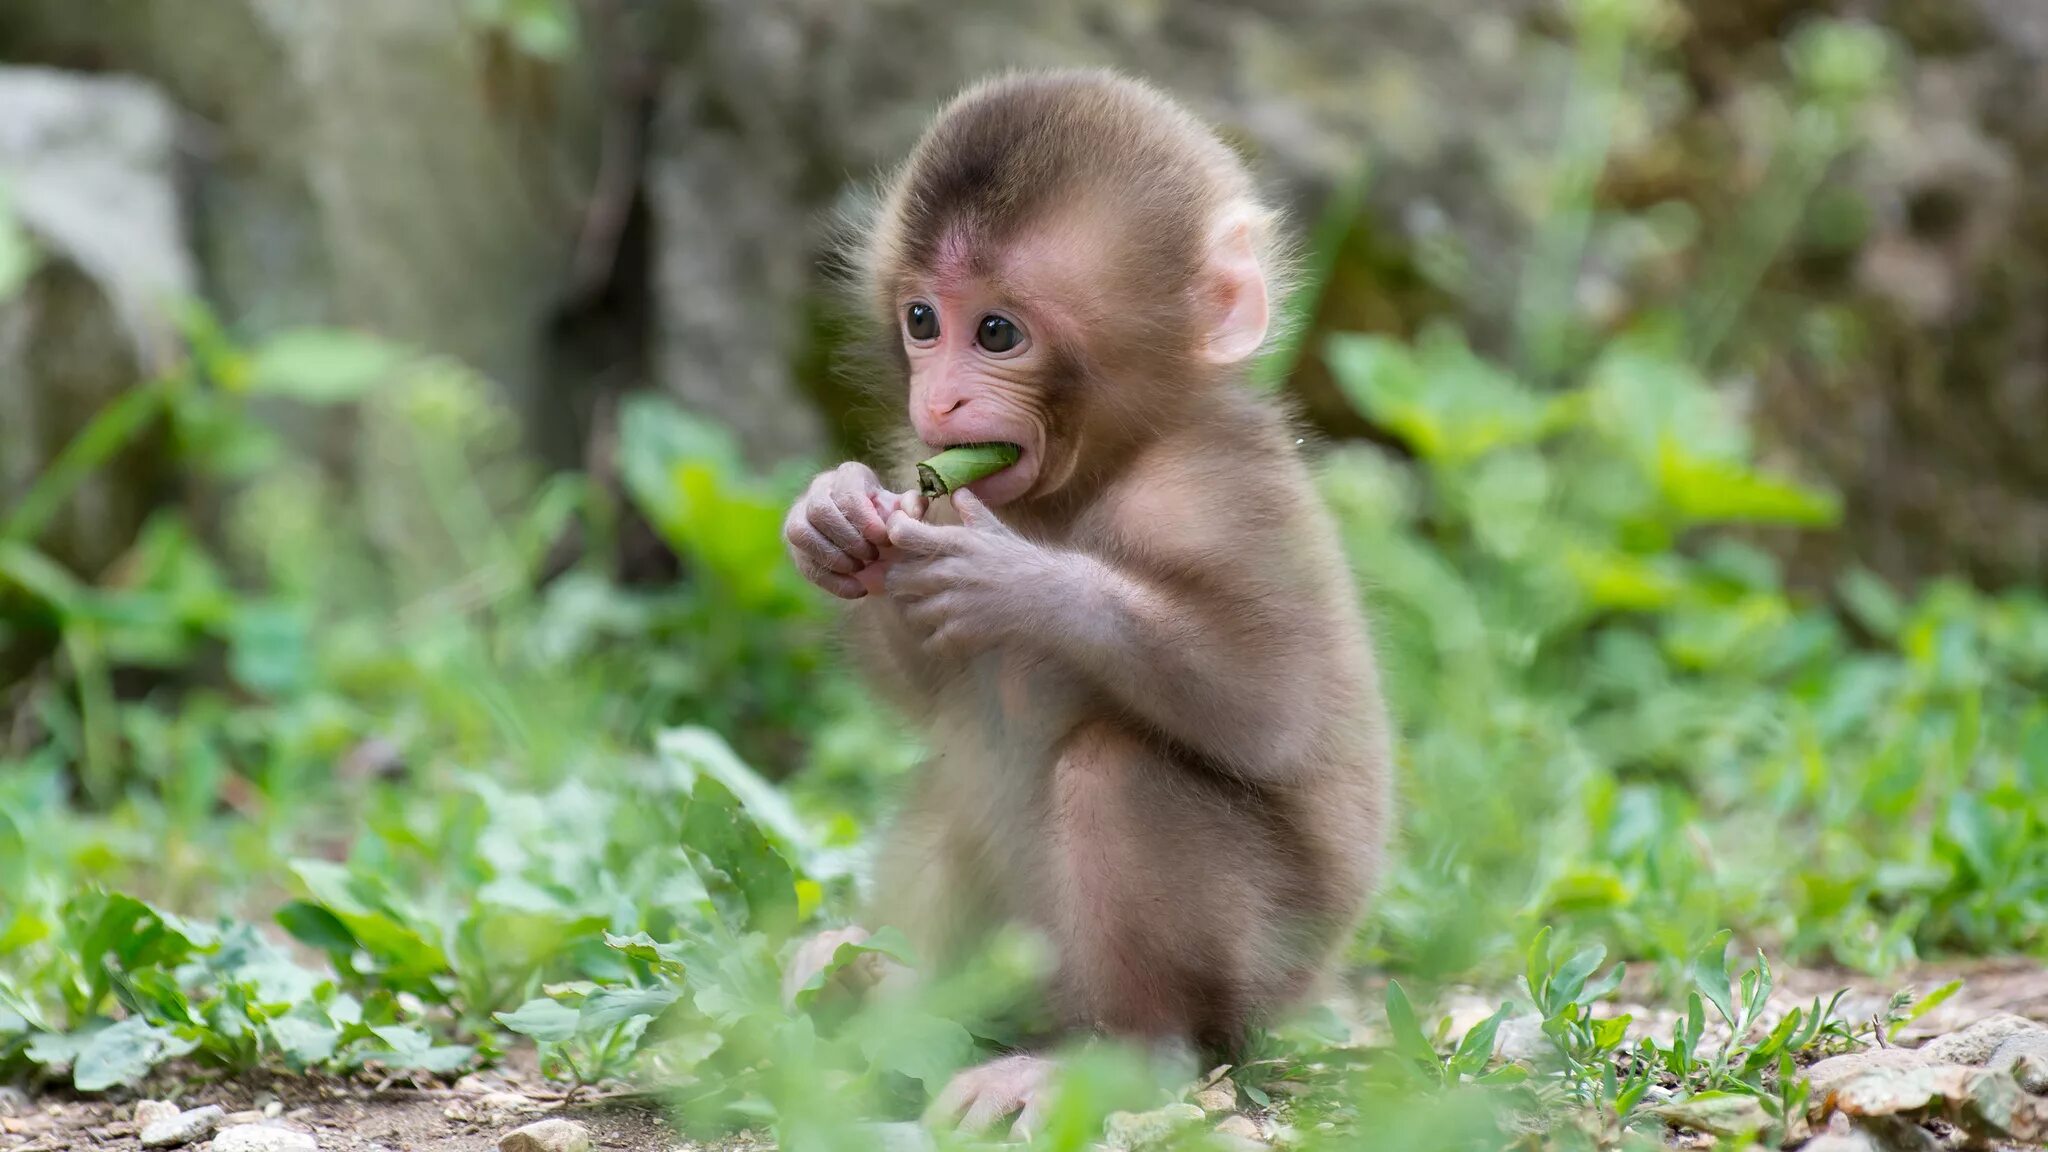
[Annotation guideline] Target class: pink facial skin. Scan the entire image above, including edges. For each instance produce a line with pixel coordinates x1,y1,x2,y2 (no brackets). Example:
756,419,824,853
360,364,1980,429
899,283,1050,507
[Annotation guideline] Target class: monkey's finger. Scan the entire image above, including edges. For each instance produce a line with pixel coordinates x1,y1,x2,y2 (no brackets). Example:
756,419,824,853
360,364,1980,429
949,488,1004,532
786,521,863,576
831,484,889,555
886,511,962,556
797,554,867,600
959,1089,1021,1134
1011,1092,1053,1142
809,498,879,563
924,1073,978,1128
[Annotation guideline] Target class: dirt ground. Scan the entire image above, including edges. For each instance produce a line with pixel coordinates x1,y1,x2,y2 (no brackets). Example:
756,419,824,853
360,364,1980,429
5,959,2045,1151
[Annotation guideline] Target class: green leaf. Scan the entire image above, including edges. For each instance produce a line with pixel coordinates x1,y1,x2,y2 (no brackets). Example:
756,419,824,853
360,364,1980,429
1448,1003,1512,1080
244,329,408,402
496,998,580,1043
578,987,680,1034
269,1015,343,1067
680,779,798,936
1887,979,1963,1043
1383,981,1441,1073
1326,328,1563,465
72,1018,198,1091
603,931,690,974
1550,944,1608,1008
1692,930,1737,1026
853,1006,975,1090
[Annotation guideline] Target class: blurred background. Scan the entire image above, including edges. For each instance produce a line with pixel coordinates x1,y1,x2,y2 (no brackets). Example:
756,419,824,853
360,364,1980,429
3,0,2046,1146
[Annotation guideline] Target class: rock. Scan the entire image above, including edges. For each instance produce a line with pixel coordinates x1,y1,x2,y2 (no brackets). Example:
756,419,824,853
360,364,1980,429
863,1122,937,1152
1103,1103,1205,1150
140,1105,225,1148
475,1091,541,1117
1495,1011,1550,1064
1192,1080,1238,1113
1797,1136,1879,1152
133,1100,182,1127
1917,1014,2045,1066
1804,1047,1932,1096
262,1101,284,1119
1991,1032,2048,1093
1215,1112,1264,1141
498,1118,593,1152
209,1126,319,1152
221,1111,265,1125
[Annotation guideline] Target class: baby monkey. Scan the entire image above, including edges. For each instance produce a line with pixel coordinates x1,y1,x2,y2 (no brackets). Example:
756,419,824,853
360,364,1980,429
782,68,1392,1138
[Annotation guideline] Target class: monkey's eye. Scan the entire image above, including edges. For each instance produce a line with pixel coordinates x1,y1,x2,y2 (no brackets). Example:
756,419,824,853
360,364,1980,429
976,314,1022,354
905,302,939,343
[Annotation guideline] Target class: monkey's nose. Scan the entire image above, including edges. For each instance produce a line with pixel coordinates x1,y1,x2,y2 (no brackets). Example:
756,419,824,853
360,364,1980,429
928,396,968,422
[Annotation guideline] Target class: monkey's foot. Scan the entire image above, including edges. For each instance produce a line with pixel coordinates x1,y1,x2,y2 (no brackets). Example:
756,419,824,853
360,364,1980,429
926,1053,1057,1141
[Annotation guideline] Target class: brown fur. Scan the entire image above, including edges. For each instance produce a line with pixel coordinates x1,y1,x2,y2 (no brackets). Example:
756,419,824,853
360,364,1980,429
831,68,1392,1061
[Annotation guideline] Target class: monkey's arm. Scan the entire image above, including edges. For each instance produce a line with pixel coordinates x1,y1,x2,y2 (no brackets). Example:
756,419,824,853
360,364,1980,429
885,492,1329,777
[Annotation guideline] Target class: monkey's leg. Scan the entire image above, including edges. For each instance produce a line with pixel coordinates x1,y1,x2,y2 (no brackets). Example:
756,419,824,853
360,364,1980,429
1038,721,1281,1052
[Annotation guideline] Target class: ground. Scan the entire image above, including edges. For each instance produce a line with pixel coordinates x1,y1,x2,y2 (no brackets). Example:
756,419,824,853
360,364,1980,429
5,961,2046,1152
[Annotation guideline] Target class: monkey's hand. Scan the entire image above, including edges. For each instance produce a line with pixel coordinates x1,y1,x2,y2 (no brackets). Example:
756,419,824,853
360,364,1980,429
926,1053,1058,1140
784,462,926,599
780,925,910,1011
882,490,1069,660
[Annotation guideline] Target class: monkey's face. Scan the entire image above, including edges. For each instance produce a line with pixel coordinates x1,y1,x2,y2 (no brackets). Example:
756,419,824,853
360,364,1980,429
897,269,1067,507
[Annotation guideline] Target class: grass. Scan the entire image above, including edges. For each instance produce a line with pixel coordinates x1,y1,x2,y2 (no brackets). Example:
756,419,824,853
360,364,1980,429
3,8,2043,1151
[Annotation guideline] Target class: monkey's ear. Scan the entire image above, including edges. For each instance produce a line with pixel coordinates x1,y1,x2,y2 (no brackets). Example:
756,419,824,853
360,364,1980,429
1198,205,1271,365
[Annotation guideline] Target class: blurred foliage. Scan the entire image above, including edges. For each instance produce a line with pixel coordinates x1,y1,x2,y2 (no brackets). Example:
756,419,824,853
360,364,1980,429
1,8,2043,1152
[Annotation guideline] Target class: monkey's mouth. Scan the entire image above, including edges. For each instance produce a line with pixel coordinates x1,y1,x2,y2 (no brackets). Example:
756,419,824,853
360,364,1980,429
915,441,1025,500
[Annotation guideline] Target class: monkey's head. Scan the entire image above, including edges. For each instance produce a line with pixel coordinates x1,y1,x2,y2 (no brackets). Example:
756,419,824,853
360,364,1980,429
864,69,1280,506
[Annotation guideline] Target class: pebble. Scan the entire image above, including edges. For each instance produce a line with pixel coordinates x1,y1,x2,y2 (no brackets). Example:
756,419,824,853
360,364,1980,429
134,1100,182,1127
222,1111,266,1125
498,1118,593,1152
1916,1013,2044,1066
1192,1081,1237,1113
1802,1047,1932,1096
140,1104,225,1148
1214,1113,1263,1140
1104,1103,1204,1149
210,1125,320,1152
1494,1012,1550,1064
1990,1032,2048,1093
476,1091,540,1116
263,1101,285,1119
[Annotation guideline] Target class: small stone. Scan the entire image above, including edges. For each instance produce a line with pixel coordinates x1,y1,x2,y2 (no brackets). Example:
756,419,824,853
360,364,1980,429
140,1104,225,1148
134,1100,182,1127
222,1111,265,1125
1989,1031,2048,1087
1104,1103,1204,1150
1192,1081,1238,1113
210,1125,320,1152
1917,1013,2045,1066
1215,1113,1263,1141
863,1121,937,1152
2009,1052,2048,1095
1804,1047,1931,1096
262,1101,284,1119
498,1118,593,1152
1495,1012,1550,1064
1796,1133,1881,1152
475,1091,539,1116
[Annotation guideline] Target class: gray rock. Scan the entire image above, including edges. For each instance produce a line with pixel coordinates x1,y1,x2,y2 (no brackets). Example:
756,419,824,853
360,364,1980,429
139,1104,225,1148
1494,1011,1550,1064
497,1118,592,1152
1104,1103,1204,1150
1990,1031,2048,1093
1214,1112,1264,1142
863,1121,937,1152
1916,1013,2045,1066
209,1125,319,1152
133,1100,182,1127
1802,1048,1932,1097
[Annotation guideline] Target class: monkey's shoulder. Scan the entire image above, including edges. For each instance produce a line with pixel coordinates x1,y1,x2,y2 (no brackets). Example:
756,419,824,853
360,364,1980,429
1081,433,1318,562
